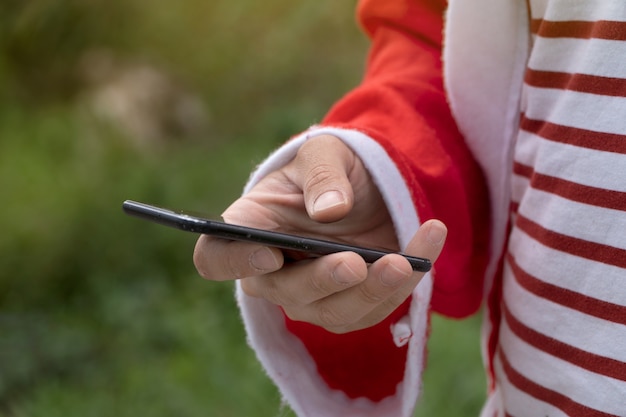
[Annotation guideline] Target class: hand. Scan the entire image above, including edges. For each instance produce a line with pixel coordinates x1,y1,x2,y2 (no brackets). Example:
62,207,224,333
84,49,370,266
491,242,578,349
193,134,447,333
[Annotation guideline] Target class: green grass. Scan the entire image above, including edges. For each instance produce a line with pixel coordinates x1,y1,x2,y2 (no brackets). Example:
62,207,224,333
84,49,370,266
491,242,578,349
415,314,486,416
0,0,486,415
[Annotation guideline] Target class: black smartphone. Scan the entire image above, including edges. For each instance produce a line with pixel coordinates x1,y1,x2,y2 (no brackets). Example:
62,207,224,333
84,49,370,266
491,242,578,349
122,200,431,272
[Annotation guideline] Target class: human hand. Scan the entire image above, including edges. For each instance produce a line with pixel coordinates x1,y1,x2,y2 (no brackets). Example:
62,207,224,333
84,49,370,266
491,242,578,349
193,134,447,333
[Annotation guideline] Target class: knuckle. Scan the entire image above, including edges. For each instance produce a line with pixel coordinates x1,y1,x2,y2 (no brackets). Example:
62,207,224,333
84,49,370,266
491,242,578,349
271,287,298,308
257,278,283,305
225,253,245,280
357,284,384,305
304,164,340,191
378,291,412,314
254,278,299,308
306,271,333,296
315,304,352,330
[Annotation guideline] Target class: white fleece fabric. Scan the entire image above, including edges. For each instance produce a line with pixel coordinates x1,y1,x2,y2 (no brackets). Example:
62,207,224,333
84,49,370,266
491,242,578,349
444,2,529,416
444,0,528,291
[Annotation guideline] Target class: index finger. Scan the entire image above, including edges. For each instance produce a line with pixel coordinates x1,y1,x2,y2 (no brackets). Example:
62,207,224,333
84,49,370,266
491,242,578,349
193,234,284,281
240,251,368,306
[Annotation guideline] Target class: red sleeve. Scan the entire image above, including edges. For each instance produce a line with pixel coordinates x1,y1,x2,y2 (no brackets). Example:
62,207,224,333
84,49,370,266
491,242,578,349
285,0,490,401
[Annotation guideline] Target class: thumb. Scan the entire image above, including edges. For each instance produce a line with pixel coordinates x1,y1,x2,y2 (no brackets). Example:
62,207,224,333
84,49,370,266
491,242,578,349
405,219,448,268
289,135,356,223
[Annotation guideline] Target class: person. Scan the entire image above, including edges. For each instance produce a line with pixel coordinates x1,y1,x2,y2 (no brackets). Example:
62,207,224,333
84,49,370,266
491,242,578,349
193,0,626,415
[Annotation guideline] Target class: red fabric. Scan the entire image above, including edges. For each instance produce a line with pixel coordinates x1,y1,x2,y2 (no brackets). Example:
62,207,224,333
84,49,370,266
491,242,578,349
284,297,412,401
284,0,491,401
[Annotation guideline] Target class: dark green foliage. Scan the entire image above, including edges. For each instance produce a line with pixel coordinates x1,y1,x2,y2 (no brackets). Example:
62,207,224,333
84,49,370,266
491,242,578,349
0,0,135,101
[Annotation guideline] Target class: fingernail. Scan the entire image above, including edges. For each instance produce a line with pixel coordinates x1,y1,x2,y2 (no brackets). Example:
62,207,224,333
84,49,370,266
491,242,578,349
250,247,280,271
381,263,410,286
332,261,361,285
427,222,446,245
313,191,346,214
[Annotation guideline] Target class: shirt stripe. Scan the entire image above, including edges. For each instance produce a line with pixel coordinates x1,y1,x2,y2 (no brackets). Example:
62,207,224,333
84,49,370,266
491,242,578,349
519,116,626,154
495,356,571,417
513,131,626,193
513,161,626,210
527,38,626,78
503,255,626,364
525,69,626,97
503,302,626,382
507,252,626,326
523,86,626,135
498,303,626,414
498,348,621,417
531,19,626,40
508,225,626,308
530,1,626,22
516,214,626,269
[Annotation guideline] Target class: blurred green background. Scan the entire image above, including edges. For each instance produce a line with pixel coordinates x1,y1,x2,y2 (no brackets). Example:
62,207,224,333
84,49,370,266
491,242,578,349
0,0,485,415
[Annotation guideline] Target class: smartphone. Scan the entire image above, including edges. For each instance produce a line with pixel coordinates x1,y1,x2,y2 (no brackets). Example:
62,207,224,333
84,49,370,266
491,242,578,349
122,200,431,272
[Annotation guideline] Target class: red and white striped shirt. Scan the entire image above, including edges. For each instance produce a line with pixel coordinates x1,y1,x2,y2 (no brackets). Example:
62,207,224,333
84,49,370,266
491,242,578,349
495,1,626,415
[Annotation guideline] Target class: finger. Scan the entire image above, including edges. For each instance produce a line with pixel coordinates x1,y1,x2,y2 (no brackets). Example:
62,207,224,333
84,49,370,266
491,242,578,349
361,219,448,317
293,253,414,333
404,218,448,266
193,234,283,281
344,219,449,331
240,251,368,306
290,219,448,333
286,135,356,223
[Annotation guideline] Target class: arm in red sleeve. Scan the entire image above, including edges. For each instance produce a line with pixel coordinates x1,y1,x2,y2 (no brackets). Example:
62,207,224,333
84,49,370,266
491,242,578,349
283,0,490,402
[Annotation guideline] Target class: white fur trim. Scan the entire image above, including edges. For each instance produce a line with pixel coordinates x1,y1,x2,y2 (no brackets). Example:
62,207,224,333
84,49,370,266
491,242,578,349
444,0,528,291
391,315,413,347
444,2,528,414
479,386,504,417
